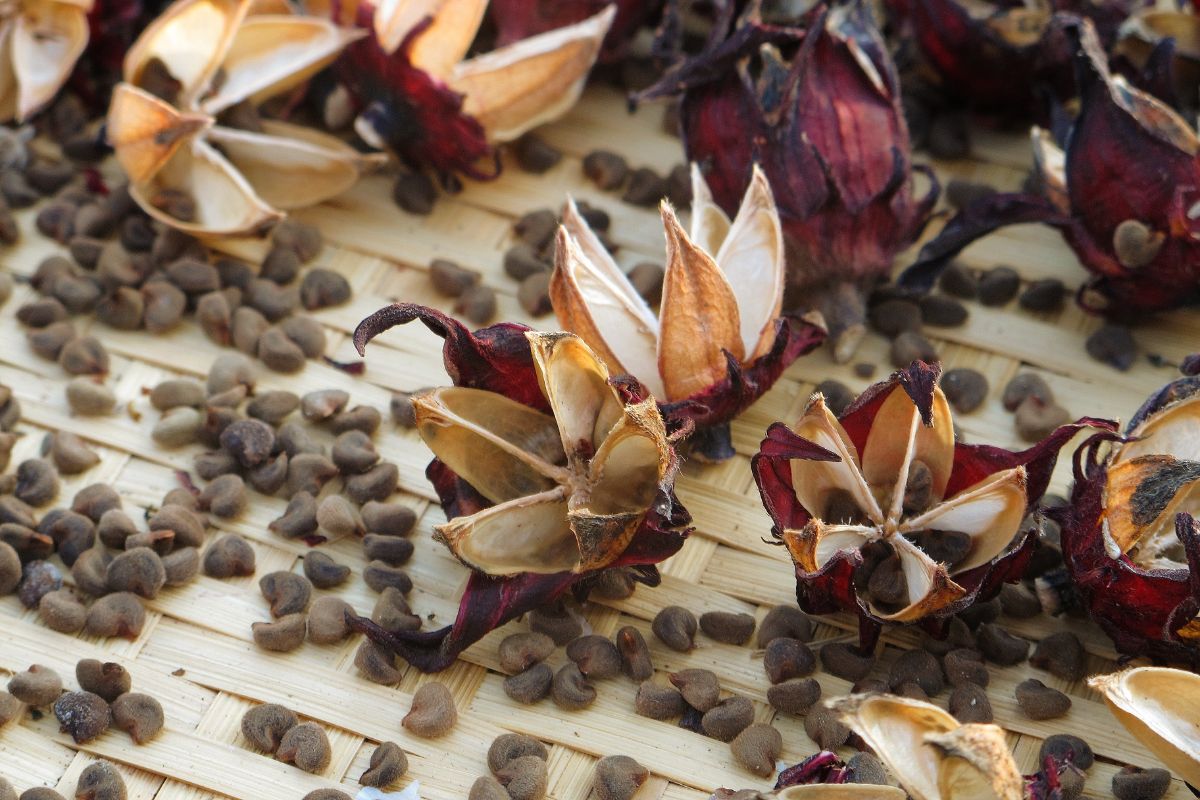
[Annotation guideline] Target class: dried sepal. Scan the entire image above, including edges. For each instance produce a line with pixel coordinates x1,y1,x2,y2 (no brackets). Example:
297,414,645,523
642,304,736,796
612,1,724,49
0,0,93,122
346,303,691,671
1090,667,1200,787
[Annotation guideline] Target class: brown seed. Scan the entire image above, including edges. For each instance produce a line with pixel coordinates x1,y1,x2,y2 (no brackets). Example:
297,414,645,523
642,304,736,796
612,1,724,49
247,452,288,495
513,209,557,251
360,741,408,788
301,389,349,421
106,547,166,598
513,133,561,173
55,691,110,743
757,605,814,646
331,430,379,474
804,705,849,750
551,663,596,711
53,276,102,315
195,291,232,345
110,692,163,744
245,279,299,322
148,504,205,548
564,635,621,681
287,453,339,497
345,462,398,504
354,641,401,685
940,368,989,414
230,305,270,355
258,327,307,372
890,330,939,368
2,524,51,563
589,567,636,599
75,660,131,703
702,695,754,742
38,589,86,633
1111,766,1169,800
517,271,552,316
219,419,274,468
28,322,76,364
820,642,876,681
9,665,63,706
889,649,944,696
259,571,313,617
1040,733,1094,771
1015,395,1071,443
469,776,509,800
303,551,350,588
529,603,582,645
503,663,553,704
361,503,416,538
199,474,247,518
307,596,354,645
454,284,497,325
390,391,419,427
977,266,1021,306
271,492,319,540
593,755,648,800
764,637,815,684
869,298,922,337
634,682,685,719
260,245,301,284
95,288,144,330
403,682,457,737
123,530,173,556
71,547,111,597
75,760,126,800
488,733,548,772
277,721,331,773
16,459,59,507
943,648,989,688
815,380,855,417
36,200,75,242
615,626,653,682
496,754,548,800
976,623,1029,665
919,294,969,327
767,677,821,715
998,583,1042,618
652,605,697,651
948,681,993,723
669,669,720,712
583,150,629,190
429,259,480,297
252,613,307,652
40,509,95,567
1002,372,1054,411
0,691,20,726
1086,323,1138,372
498,632,555,674
1015,678,1071,720
19,560,63,608
365,562,413,596
731,723,782,778
19,788,66,800
392,171,436,214
85,592,145,639
699,611,756,645
300,269,351,310
149,379,204,410
206,353,257,396
845,752,889,786
622,167,668,207
45,432,99,474
1030,631,1085,681
316,494,364,539
503,243,551,281
204,535,256,578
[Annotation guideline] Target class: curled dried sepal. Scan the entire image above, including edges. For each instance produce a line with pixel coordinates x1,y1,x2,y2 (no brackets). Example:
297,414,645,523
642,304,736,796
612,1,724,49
830,693,1023,800
754,360,1113,647
106,0,378,235
1090,667,1200,787
346,303,691,671
0,0,94,122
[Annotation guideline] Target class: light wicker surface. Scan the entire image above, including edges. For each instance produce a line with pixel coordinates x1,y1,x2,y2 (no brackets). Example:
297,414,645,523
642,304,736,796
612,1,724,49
1,86,1198,800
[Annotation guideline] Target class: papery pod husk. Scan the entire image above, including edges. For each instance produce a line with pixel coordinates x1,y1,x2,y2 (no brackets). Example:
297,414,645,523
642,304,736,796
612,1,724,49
1090,666,1200,788
488,0,661,62
753,360,1114,651
901,17,1200,318
344,303,691,672
1053,374,1200,666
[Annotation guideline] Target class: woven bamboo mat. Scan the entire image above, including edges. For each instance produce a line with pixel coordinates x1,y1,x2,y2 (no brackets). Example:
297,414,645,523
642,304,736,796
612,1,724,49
1,85,1199,800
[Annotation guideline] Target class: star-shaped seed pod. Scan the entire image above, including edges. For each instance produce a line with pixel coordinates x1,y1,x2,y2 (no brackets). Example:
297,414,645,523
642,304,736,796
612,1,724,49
0,0,93,122
753,360,1111,650
106,0,381,236
1055,366,1200,665
321,0,613,178
346,303,692,672
1091,667,1200,788
553,164,825,461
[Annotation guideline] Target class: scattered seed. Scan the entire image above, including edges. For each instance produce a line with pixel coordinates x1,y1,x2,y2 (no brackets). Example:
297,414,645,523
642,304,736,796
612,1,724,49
699,611,755,645
161,548,200,588
767,677,821,715
626,262,664,306
518,271,552,316
260,571,313,617
64,377,117,416
1112,766,1171,800
8,664,63,706
345,462,398,503
252,613,307,652
1029,631,1085,681
513,133,560,173
503,243,550,281
1015,678,1071,720
1015,395,1071,442
206,353,257,396
105,547,166,598
360,741,408,788
0,691,19,726
764,637,816,684
55,690,110,743
583,151,629,190
702,695,754,742
429,259,480,297
361,502,415,538
19,560,62,608
593,755,648,800
919,294,969,327
245,279,299,322
889,649,944,696
469,776,509,800
938,263,978,298
940,368,988,413
303,551,349,588
632,681,684,720
504,663,553,704
16,459,59,507
1019,278,1066,312
75,660,131,704
551,663,596,711
890,330,939,367
18,788,66,800
566,635,621,680
71,547,111,597
757,605,814,646
669,669,720,712
148,505,205,549
75,760,126,800
499,632,555,674
287,454,339,497
487,734,548,774
622,167,668,206
300,269,351,310
354,641,401,685
819,642,875,682
364,561,412,594
1040,733,1094,770
307,596,353,645
616,626,653,682
38,589,86,633
948,681,993,723
271,492,318,539
1086,323,1137,371
204,535,256,578
652,605,697,652
110,692,163,744
1002,372,1054,411
731,723,782,778
454,285,497,325
943,647,989,687
496,755,548,800
403,682,457,737
869,298,922,337
258,328,307,372
86,593,146,639
999,583,1042,618
528,603,581,645
276,721,331,773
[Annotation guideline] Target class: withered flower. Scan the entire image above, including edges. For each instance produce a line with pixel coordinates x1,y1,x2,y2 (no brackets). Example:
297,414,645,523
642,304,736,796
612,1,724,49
1055,367,1200,665
488,0,660,63
552,165,825,461
752,361,1109,650
106,0,380,235
0,0,92,122
323,0,613,177
902,19,1200,318
830,694,1024,800
637,1,937,361
1091,667,1200,788
346,303,691,672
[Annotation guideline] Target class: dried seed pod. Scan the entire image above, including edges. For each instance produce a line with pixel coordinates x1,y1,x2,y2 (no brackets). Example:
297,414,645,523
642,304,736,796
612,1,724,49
635,682,685,719
360,741,408,787
75,660,131,703
75,760,126,800
259,571,313,617
652,606,697,651
106,548,166,598
767,677,821,715
363,562,412,594
764,637,816,684
252,614,307,652
403,682,457,737
499,632,556,674
669,669,720,712
85,593,146,639
110,692,164,744
242,703,300,753
565,635,621,680
9,664,63,706
55,691,111,743
488,733,548,772
308,596,354,645
38,589,86,633
702,695,754,742
303,552,350,589
316,495,364,538
615,626,652,682
948,682,993,724
504,663,553,704
271,493,319,540
16,459,60,507
551,663,596,711
277,722,331,773
731,723,782,778
204,535,256,578
19,561,63,608
496,755,548,800
593,755,648,800
699,611,756,645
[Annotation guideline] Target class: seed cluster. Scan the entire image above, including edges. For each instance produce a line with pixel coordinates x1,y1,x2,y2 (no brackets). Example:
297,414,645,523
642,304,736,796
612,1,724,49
240,703,341,775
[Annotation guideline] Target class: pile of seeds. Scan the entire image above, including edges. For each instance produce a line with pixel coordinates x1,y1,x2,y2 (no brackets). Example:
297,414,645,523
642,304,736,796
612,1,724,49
240,703,333,774
0,758,127,800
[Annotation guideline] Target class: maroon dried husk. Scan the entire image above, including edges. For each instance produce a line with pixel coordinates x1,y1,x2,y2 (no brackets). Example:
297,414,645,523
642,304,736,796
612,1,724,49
346,304,691,672
775,751,852,787
489,0,659,62
1055,373,1200,666
637,2,937,296
752,360,1114,651
902,18,1200,318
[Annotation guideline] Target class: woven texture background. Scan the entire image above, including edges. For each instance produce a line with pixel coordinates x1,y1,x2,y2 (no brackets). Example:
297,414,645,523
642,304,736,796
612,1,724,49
1,86,1198,799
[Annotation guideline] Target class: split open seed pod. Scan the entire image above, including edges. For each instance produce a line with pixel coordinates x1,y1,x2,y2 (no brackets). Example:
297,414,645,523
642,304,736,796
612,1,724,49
106,0,381,236
0,0,93,121
345,303,692,672
753,360,1111,650
1090,667,1200,787
321,0,613,177
1056,367,1200,664
829,694,1023,800
553,164,824,461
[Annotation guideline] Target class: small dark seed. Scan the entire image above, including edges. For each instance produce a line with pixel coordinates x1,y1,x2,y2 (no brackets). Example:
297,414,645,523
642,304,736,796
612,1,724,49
593,755,648,800
1015,395,1071,443
270,492,318,539
277,721,331,773
1086,323,1138,372
359,741,408,788
8,664,63,706
363,561,411,594
943,648,989,688
75,760,125,800
615,626,653,682
307,596,354,645
583,150,629,190
999,583,1042,618
259,571,313,617
499,632,556,674
204,535,256,578
889,649,944,696
627,262,663,306
1112,766,1171,800
111,692,164,744
161,548,200,587
652,605,697,652
454,285,497,325
804,706,849,751
767,677,821,715
16,459,59,507
503,663,553,704
1040,733,1094,771
1015,678,1071,720
702,695,754,742
976,623,1029,665
940,368,988,413
820,642,875,682
468,777,509,800
19,560,62,608
699,611,756,645
731,723,782,778
566,635,621,680
38,589,86,633
488,733,549,772
355,641,401,685
512,133,561,173
67,377,115,417
303,551,349,588
403,682,457,737
978,266,1020,306
242,703,301,753
1029,631,1085,681
300,269,351,310
551,663,596,711
622,167,668,207
939,262,978,299
252,613,307,652
948,681,993,723
668,668,720,712
429,259,480,297
496,754,548,800
1019,279,1066,312
55,691,110,743
869,298,921,337
757,605,813,646
764,637,816,684
1002,372,1054,411
75,660,130,704
528,603,581,645
918,294,968,327
634,682,684,720
890,330,939,368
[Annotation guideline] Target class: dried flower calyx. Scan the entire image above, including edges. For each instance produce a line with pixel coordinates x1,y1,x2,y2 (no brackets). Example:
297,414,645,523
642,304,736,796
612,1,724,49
553,165,823,461
324,0,612,177
347,303,691,671
106,0,381,235
753,360,1110,649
